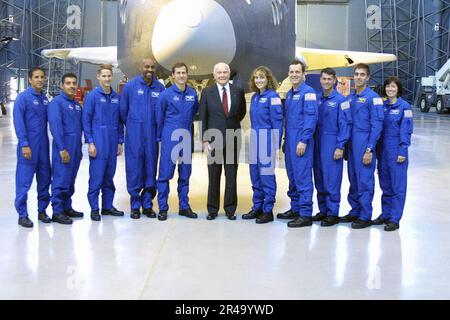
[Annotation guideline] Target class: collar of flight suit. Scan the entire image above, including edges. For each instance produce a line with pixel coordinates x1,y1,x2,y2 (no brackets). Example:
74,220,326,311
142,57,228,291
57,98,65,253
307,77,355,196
258,89,273,98
95,85,116,96
171,84,189,94
60,91,77,103
138,75,159,88
290,81,307,95
320,89,338,100
355,86,371,97
387,96,404,109
26,86,46,97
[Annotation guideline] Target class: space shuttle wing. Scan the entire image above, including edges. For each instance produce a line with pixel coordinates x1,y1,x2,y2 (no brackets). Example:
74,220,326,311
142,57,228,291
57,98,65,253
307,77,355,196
41,47,118,67
296,47,397,71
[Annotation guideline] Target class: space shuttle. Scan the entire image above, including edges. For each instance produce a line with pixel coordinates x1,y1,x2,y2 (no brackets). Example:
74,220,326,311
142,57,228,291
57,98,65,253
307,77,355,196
42,0,396,89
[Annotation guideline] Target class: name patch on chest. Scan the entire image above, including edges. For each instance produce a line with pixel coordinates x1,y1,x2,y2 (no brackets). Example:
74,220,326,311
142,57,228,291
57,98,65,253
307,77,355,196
292,94,301,101
389,109,400,115
185,96,195,102
259,97,268,104
151,92,160,98
137,89,144,95
33,100,39,106
100,98,107,103
111,98,119,104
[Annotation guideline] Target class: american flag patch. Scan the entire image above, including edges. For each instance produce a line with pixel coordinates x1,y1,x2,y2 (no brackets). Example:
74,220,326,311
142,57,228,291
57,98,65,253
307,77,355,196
341,101,350,110
404,109,413,118
373,98,383,105
305,93,317,101
271,97,282,105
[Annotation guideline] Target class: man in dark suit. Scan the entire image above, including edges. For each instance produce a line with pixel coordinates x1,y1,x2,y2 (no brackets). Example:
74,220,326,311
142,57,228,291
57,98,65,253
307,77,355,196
199,62,247,220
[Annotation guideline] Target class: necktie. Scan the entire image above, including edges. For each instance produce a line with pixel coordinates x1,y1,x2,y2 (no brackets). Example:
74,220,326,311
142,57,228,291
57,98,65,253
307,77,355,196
222,87,229,117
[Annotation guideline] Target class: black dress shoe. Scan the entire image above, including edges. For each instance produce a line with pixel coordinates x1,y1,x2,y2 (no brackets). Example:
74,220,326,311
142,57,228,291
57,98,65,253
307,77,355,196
226,213,237,221
351,219,373,229
64,209,84,218
321,215,340,227
256,212,274,224
206,213,217,220
52,214,73,225
91,210,101,221
142,208,156,218
276,210,300,220
339,214,359,223
158,211,168,221
179,208,198,219
242,210,262,220
18,217,34,228
312,212,327,222
38,212,52,223
384,222,400,231
102,207,125,217
288,216,313,228
130,210,141,219
372,216,389,225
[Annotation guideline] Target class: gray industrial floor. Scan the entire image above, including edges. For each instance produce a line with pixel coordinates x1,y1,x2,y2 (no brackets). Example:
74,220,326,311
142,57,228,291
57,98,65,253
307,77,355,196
1,106,449,300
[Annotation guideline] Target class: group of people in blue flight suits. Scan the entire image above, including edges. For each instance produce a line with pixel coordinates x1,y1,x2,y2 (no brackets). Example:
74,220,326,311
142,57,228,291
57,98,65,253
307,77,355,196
13,58,413,232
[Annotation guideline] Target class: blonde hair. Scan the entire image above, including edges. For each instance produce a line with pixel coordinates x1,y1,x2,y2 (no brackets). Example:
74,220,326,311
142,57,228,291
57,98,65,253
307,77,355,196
97,64,113,75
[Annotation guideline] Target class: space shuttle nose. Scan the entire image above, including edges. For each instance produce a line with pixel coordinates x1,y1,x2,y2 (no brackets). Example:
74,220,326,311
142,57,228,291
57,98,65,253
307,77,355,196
183,4,203,28
152,0,237,76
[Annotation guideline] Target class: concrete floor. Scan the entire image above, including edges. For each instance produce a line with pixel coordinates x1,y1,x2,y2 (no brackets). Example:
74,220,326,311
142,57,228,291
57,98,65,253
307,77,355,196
1,106,450,300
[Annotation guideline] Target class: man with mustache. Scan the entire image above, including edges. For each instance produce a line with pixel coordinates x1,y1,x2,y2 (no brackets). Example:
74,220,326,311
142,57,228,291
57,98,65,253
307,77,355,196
48,73,84,225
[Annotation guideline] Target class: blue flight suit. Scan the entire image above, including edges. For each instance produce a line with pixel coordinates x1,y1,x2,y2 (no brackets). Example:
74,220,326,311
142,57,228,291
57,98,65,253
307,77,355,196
285,82,318,217
48,92,83,215
313,90,352,216
13,87,51,218
83,87,124,211
347,87,384,221
377,97,413,223
156,84,199,211
120,75,165,211
249,89,283,214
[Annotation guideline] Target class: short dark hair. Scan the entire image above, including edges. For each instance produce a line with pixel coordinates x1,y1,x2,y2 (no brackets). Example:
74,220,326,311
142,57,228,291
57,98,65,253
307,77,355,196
321,67,336,78
61,73,78,84
172,62,188,74
28,67,45,79
354,63,371,76
381,76,403,98
289,59,307,73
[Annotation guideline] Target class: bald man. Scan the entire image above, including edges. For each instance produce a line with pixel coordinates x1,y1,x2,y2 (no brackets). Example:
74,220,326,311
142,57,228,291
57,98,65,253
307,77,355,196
120,58,165,219
199,63,247,220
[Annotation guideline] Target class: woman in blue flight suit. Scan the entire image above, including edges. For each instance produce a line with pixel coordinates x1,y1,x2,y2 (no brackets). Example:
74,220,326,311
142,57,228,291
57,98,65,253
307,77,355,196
374,77,413,231
242,66,283,224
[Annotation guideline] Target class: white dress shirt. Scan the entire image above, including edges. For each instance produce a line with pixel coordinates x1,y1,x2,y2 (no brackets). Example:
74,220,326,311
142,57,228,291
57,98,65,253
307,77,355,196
217,83,231,113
